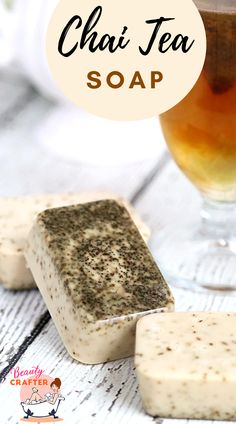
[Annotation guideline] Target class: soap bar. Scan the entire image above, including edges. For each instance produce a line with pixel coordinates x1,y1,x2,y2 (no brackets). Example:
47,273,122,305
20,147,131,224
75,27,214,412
136,312,236,420
0,193,149,290
25,200,174,364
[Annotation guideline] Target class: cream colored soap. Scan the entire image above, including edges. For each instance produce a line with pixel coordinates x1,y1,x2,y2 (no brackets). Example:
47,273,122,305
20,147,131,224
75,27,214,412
25,200,174,364
136,312,236,420
0,193,149,289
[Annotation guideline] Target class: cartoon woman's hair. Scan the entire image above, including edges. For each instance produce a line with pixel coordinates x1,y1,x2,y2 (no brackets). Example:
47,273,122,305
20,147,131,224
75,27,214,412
50,378,61,389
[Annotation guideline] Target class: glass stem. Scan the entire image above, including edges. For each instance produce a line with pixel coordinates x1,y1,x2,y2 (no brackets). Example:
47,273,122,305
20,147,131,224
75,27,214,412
200,197,236,240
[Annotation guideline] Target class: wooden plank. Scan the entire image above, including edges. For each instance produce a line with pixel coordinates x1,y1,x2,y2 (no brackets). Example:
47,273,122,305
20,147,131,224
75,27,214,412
0,73,49,378
0,94,165,198
0,289,47,376
133,158,197,232
134,158,236,289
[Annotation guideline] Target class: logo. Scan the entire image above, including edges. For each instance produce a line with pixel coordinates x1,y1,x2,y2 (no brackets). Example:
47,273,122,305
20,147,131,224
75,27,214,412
10,366,65,422
46,0,206,120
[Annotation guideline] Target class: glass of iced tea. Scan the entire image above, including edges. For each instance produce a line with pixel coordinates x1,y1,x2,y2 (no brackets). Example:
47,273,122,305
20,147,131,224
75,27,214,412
158,0,236,292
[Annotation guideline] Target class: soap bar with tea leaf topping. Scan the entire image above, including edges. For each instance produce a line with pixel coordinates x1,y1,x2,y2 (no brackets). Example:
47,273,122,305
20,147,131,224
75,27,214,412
0,192,150,290
25,200,174,364
136,312,236,420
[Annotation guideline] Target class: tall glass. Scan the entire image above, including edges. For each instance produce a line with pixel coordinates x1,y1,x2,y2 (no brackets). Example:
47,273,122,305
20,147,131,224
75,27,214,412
158,0,236,292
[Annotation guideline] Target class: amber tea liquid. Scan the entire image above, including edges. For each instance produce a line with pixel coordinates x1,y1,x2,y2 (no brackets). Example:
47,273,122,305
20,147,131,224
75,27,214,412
160,9,236,201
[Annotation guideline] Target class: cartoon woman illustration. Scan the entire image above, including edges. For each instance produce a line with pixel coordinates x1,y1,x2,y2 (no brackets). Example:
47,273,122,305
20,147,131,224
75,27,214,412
46,378,62,405
21,378,65,420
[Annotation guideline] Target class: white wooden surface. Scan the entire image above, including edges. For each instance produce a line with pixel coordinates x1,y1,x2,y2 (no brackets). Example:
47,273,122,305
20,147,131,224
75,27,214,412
0,69,236,424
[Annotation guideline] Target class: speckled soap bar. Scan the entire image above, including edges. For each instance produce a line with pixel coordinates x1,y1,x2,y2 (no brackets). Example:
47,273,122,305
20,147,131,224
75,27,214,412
25,200,174,364
136,312,236,420
0,192,149,290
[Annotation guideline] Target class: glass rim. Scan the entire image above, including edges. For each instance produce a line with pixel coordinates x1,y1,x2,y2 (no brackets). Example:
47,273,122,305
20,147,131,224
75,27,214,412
194,0,236,13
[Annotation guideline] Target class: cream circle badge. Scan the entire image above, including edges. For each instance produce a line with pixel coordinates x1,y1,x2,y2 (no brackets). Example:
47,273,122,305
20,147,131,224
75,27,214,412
46,0,206,120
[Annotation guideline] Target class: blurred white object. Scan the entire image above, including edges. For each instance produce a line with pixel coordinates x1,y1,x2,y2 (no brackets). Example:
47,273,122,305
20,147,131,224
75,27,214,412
0,0,61,99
